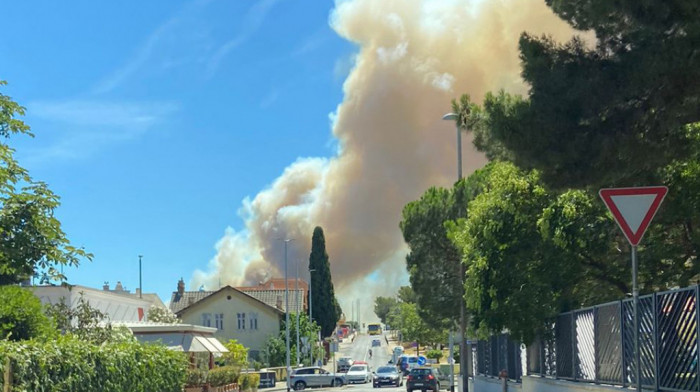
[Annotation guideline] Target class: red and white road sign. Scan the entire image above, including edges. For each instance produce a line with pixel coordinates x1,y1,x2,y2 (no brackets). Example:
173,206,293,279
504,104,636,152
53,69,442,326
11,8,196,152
599,186,668,246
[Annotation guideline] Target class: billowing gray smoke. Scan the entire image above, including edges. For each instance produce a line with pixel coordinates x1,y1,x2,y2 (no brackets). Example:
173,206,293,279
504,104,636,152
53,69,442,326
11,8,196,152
192,0,577,321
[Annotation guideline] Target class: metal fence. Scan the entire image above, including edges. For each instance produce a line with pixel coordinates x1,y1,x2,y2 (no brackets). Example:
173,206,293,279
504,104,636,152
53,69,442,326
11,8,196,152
527,284,700,391
469,334,522,381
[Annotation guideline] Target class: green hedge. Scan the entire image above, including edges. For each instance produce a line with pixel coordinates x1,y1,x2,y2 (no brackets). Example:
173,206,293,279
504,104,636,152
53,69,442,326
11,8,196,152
0,335,187,392
207,366,240,387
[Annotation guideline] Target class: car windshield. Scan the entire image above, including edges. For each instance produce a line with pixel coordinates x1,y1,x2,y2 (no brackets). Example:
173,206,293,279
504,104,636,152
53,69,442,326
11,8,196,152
349,365,367,372
377,367,396,373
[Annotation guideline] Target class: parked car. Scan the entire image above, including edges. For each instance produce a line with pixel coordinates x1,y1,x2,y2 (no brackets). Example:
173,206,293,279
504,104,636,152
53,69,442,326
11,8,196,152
372,338,382,347
289,366,346,390
406,367,441,392
337,357,354,373
373,366,403,388
346,364,372,384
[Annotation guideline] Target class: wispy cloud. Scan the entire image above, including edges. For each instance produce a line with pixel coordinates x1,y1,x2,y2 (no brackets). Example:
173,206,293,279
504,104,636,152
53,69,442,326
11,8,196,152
24,100,178,165
92,17,181,95
205,0,281,77
91,0,213,94
292,29,329,57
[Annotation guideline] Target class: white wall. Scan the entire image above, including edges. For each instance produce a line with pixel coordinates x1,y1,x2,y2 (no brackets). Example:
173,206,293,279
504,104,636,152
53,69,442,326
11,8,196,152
31,285,151,322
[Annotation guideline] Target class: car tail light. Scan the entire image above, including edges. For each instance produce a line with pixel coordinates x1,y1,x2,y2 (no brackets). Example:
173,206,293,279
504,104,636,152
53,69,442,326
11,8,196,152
407,375,413,381
427,374,435,380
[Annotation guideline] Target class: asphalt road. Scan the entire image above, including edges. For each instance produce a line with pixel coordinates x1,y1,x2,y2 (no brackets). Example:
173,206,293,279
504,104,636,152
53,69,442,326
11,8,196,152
334,333,404,392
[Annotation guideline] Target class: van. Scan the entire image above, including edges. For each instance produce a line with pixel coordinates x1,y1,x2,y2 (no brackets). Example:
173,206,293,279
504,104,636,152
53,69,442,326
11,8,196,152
392,346,404,364
398,355,420,375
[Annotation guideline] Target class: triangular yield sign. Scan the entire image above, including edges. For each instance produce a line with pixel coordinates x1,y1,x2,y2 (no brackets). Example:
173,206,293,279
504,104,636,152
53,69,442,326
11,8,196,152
599,186,668,246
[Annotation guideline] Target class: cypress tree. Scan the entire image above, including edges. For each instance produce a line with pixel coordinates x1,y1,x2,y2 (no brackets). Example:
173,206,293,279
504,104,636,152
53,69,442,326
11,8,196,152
308,226,341,337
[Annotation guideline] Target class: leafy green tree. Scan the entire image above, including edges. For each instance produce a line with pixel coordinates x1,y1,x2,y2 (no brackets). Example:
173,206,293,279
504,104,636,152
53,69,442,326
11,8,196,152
373,296,398,324
397,303,445,353
448,162,577,343
261,336,286,367
0,81,91,284
222,339,249,367
308,226,341,337
148,306,179,323
396,286,417,305
0,286,54,340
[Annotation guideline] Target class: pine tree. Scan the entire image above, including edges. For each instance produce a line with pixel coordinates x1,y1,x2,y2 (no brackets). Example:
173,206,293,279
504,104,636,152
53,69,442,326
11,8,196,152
308,226,341,337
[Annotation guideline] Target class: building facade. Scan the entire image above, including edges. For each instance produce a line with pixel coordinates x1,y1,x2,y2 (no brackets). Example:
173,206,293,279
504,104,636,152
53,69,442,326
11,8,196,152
171,282,284,359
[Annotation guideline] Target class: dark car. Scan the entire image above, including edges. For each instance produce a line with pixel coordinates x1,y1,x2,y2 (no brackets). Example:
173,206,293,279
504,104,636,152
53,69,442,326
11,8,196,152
406,367,441,392
373,366,403,388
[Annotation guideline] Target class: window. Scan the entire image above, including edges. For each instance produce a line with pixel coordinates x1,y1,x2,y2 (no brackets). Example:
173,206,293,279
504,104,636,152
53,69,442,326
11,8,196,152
249,312,258,330
202,313,211,327
215,313,224,330
237,313,246,330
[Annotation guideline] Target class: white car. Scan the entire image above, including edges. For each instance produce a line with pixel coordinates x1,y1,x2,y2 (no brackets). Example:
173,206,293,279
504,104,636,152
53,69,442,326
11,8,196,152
346,364,372,384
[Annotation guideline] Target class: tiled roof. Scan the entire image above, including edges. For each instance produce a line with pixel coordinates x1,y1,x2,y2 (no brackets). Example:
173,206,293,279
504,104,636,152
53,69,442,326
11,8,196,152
239,289,306,314
169,290,215,314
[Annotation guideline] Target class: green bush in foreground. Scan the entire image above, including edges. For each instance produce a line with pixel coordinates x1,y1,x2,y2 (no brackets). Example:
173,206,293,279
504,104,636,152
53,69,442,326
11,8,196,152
0,335,187,392
240,373,260,392
0,285,55,341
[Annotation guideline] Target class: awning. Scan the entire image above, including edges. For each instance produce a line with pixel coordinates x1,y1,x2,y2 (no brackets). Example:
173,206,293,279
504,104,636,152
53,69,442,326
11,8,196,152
134,332,229,354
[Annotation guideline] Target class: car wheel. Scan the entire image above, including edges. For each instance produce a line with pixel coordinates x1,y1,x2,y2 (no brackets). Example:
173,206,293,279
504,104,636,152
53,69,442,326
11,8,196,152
294,381,306,391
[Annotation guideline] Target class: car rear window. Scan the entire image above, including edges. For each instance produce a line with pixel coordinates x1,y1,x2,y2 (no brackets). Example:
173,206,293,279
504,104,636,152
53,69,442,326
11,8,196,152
410,369,432,375
349,365,366,372
377,367,395,373
408,357,418,363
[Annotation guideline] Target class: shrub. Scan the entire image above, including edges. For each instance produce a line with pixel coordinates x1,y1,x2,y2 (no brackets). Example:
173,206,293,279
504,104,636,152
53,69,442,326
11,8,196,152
426,349,443,363
0,286,54,341
0,335,188,392
207,366,240,387
240,373,260,392
186,368,207,387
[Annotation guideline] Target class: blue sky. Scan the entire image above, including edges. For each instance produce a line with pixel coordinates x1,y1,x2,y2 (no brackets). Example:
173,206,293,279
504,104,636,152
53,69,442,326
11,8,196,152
0,0,356,303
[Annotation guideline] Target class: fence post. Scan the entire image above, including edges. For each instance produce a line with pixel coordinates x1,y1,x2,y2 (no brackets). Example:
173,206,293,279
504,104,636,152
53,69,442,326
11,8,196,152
620,300,627,388
3,357,11,392
539,337,544,377
571,312,576,380
653,292,659,392
695,284,700,391
594,306,599,384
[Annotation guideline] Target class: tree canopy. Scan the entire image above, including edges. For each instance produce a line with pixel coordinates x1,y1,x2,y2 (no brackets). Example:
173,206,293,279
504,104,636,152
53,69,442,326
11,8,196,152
470,1,700,189
0,81,91,284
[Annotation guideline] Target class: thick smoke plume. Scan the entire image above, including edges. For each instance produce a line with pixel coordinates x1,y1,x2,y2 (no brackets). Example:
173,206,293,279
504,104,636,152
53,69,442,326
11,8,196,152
192,0,577,320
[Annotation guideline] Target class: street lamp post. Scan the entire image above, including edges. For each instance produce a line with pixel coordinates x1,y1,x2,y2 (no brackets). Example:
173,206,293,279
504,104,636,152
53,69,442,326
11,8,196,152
309,268,316,366
283,239,294,392
296,261,301,366
443,112,468,392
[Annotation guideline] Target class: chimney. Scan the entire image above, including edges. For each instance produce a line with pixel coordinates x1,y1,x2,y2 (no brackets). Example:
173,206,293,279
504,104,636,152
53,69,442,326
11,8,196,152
103,281,110,291
177,278,185,296
276,295,283,310
115,281,124,292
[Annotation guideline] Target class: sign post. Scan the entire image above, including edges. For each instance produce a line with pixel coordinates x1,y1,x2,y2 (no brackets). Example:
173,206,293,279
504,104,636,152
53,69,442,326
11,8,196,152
599,186,668,392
